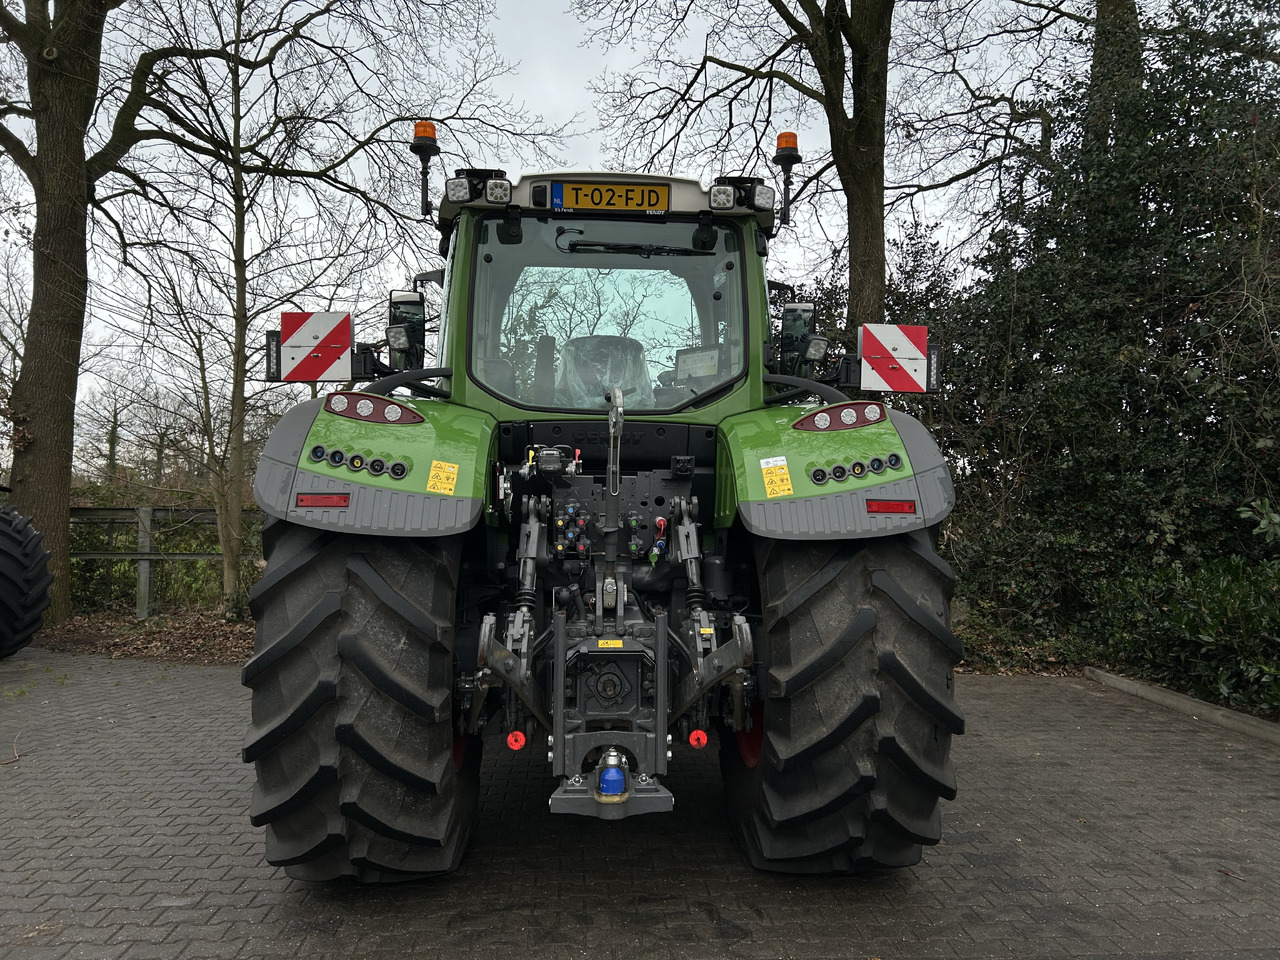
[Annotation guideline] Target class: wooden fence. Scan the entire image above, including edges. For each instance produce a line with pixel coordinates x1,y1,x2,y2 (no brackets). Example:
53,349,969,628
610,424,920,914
69,507,261,617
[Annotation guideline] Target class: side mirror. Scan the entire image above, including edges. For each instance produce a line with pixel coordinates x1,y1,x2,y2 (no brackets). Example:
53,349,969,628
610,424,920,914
387,289,427,369
778,302,818,375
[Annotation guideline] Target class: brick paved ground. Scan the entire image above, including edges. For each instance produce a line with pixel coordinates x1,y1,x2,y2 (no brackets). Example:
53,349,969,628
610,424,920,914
2,646,1278,960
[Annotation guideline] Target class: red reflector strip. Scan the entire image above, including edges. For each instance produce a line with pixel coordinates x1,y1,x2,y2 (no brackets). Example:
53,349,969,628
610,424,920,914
866,499,916,514
296,494,350,508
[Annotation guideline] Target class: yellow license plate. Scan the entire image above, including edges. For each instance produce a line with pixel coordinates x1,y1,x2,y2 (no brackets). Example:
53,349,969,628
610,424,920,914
552,182,669,212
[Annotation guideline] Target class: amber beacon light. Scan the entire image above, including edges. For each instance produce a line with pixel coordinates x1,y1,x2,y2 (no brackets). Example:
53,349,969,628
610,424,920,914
410,121,441,218
772,131,802,228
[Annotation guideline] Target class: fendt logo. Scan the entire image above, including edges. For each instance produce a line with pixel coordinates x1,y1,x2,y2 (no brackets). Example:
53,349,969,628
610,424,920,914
571,429,650,446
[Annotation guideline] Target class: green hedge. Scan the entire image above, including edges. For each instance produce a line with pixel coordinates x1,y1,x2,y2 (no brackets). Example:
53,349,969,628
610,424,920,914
1097,557,1280,718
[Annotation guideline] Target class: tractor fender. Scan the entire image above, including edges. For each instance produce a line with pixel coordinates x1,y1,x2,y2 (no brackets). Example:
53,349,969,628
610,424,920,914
254,396,495,536
715,405,954,540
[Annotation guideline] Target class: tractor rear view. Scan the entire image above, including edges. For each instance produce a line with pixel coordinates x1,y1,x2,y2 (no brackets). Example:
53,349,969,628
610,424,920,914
243,125,963,880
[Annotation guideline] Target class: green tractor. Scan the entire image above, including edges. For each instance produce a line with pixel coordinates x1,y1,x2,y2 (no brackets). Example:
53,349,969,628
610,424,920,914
243,125,963,881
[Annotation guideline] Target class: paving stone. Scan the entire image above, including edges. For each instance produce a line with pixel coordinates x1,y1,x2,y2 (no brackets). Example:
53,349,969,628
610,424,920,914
3,649,1280,958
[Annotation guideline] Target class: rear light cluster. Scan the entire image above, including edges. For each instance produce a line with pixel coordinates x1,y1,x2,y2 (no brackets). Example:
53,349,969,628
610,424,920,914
792,402,885,432
309,444,408,479
810,452,903,485
326,392,423,424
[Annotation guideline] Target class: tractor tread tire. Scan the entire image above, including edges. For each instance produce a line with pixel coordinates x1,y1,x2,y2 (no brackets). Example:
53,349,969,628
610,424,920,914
243,519,478,881
0,506,54,659
722,530,964,874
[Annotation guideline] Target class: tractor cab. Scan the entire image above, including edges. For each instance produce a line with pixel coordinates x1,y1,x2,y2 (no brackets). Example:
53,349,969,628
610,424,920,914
429,167,778,421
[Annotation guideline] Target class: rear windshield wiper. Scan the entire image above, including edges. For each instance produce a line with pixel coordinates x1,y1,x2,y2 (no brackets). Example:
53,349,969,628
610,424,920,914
565,240,715,258
668,378,740,412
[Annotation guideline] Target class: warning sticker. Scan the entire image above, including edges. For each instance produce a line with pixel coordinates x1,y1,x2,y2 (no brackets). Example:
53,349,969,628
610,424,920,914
598,639,623,649
760,456,794,499
426,460,459,495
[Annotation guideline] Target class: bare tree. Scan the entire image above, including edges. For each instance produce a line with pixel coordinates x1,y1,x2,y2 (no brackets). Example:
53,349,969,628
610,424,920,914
885,1,1180,246
575,0,896,329
0,0,565,618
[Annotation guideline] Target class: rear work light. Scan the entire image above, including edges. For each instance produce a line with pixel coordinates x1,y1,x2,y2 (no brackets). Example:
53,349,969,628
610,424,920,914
325,392,423,424
709,184,735,210
484,178,512,203
748,183,776,211
793,402,885,431
709,175,773,212
296,494,350,508
866,500,916,514
445,177,472,202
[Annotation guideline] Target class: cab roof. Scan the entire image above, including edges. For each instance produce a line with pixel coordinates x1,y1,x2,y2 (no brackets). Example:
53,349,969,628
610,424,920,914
437,169,775,234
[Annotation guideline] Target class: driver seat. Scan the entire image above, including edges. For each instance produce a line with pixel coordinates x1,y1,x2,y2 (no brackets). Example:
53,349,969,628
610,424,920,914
556,336,655,408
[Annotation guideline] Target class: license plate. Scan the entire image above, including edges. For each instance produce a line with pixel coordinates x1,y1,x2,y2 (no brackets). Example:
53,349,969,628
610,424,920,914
552,182,669,212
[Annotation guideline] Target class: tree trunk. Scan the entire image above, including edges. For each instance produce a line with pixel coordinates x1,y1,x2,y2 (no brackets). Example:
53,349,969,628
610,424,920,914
4,7,110,621
219,0,250,618
7,32,103,620
847,1,893,329
808,0,894,330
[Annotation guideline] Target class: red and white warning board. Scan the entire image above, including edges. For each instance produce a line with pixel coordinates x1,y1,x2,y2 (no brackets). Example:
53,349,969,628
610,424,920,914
858,324,928,393
280,312,352,382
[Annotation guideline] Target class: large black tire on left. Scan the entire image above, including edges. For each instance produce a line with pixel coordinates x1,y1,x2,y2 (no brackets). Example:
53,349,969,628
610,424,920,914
0,505,54,660
242,519,479,882
720,529,964,873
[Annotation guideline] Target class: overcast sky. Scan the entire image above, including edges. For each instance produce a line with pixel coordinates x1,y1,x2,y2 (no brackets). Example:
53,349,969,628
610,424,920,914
489,0,618,170
485,2,830,191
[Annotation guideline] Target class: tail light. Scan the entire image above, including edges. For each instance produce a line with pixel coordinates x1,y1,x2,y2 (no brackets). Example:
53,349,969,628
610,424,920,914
792,402,884,431
866,500,916,514
325,392,423,424
296,494,350,508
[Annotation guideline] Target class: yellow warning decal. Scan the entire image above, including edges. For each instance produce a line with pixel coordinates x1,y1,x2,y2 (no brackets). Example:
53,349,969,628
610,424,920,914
598,639,623,649
699,627,715,635
426,460,459,495
760,456,794,499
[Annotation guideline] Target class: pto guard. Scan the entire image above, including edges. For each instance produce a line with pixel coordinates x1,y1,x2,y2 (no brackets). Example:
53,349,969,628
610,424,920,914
716,406,954,539
253,396,494,536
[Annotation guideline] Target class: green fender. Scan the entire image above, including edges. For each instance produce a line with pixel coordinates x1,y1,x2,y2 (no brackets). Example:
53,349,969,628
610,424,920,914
253,395,496,536
714,404,954,539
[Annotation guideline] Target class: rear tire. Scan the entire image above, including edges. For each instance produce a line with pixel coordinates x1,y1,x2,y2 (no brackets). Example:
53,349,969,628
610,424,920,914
720,530,964,873
0,506,54,660
242,519,479,882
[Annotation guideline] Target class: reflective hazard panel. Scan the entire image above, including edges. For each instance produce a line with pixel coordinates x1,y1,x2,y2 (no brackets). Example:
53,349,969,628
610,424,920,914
280,312,353,382
858,324,928,393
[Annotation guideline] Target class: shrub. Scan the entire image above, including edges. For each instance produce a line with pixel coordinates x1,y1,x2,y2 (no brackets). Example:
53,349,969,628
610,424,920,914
1097,557,1280,718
